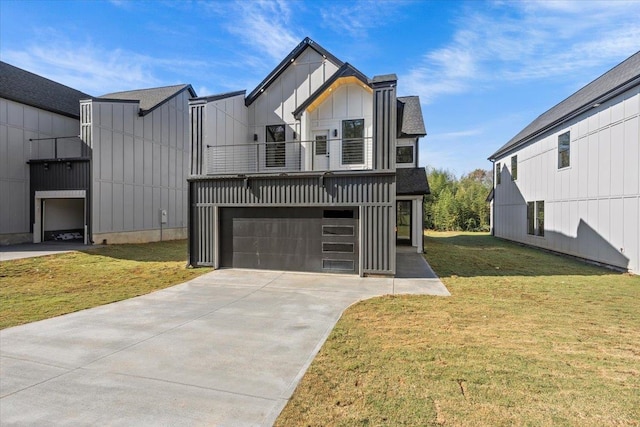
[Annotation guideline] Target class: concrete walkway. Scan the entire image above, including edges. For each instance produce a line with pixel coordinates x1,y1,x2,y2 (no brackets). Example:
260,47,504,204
0,242,101,262
0,254,449,426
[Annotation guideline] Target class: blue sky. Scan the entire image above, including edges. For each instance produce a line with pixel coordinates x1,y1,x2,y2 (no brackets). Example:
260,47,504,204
1,0,639,176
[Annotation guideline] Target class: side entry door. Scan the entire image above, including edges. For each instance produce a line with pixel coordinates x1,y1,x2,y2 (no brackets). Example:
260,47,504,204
313,130,330,171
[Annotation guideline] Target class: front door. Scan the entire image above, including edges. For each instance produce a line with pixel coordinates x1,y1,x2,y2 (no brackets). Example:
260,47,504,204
397,200,412,245
313,131,330,170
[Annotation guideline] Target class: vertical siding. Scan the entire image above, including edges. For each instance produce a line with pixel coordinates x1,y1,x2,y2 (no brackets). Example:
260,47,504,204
0,98,81,237
189,173,395,274
494,86,640,274
89,91,190,237
371,78,397,171
190,104,204,175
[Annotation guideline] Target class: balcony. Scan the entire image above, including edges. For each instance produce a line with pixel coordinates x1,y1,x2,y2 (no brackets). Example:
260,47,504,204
205,137,373,175
28,136,89,161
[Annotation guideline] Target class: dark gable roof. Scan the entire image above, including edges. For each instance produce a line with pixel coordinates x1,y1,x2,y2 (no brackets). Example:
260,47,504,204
98,84,197,116
191,90,246,103
292,62,370,119
490,51,640,160
245,37,344,106
0,61,91,119
397,96,426,138
397,167,430,195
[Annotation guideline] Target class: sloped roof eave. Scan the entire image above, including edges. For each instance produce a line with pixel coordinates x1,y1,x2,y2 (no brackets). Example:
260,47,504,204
489,51,640,161
292,63,371,119
245,37,344,107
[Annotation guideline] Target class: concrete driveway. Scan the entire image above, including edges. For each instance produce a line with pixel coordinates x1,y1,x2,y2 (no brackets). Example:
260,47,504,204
1,262,449,426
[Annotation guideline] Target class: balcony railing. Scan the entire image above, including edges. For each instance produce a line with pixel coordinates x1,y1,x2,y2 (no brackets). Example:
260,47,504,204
28,136,88,160
205,137,372,175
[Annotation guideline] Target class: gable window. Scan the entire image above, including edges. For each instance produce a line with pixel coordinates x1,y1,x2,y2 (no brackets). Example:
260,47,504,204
396,146,414,164
558,131,570,169
496,162,501,185
266,124,285,168
342,119,364,164
511,155,518,180
527,200,545,236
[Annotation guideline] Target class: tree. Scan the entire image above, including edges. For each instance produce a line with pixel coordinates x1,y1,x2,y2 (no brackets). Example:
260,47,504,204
424,167,492,231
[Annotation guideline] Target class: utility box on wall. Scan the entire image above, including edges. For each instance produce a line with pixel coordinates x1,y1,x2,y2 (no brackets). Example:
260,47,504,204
160,209,167,224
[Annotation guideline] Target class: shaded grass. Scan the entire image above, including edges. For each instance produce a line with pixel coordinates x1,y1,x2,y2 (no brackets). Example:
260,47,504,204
0,240,211,329
277,231,640,426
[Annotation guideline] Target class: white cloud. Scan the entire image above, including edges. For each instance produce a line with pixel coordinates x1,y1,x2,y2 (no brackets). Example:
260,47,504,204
403,1,640,105
1,30,208,95
319,0,403,38
217,0,302,61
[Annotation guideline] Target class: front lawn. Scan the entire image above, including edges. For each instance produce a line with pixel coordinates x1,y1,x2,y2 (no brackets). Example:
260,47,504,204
0,240,211,329
277,232,640,426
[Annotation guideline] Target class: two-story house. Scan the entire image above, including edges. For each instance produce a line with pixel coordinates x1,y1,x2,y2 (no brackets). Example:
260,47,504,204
187,38,428,276
489,51,639,275
0,61,195,245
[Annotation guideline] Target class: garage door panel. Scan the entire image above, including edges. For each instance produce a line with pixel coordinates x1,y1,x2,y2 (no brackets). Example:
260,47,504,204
220,207,358,274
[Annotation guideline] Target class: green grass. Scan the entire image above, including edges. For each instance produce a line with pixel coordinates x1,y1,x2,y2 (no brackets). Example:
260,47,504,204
276,231,640,426
0,240,211,329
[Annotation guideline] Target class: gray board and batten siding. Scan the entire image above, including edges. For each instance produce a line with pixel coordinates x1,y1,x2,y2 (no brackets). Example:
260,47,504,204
189,172,396,275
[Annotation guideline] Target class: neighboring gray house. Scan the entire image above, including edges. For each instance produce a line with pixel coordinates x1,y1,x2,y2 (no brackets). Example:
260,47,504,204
0,62,90,245
188,37,429,275
489,51,640,275
0,61,195,245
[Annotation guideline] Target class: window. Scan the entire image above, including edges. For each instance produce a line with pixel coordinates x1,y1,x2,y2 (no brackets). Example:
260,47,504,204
396,146,414,164
496,162,501,185
527,202,535,235
536,201,544,236
315,135,327,155
527,200,544,236
266,124,285,167
511,155,518,180
558,131,570,168
342,119,364,164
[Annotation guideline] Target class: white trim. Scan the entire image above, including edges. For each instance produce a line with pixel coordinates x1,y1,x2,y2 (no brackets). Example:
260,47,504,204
34,190,87,244
35,190,86,199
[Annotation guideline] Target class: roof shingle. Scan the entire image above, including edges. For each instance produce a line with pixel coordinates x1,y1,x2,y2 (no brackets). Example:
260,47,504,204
397,96,426,137
0,61,91,119
99,84,196,115
490,51,640,160
397,167,430,195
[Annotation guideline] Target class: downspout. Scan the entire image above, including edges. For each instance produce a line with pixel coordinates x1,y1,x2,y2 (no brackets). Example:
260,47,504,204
490,159,496,237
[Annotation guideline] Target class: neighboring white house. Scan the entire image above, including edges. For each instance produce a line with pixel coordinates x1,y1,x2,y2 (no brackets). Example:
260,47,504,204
188,38,429,275
489,51,640,274
0,61,195,245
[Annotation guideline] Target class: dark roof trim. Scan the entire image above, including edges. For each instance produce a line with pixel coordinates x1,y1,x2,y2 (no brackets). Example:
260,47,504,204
245,37,344,106
190,90,246,104
140,84,196,116
292,62,370,119
83,97,139,104
490,75,640,160
489,51,640,160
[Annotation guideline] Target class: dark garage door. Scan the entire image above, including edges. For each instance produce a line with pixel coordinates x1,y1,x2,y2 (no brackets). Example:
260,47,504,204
220,207,359,274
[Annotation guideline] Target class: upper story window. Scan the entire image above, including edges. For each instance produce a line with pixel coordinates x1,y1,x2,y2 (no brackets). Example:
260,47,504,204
558,131,570,169
496,162,501,185
266,124,285,168
396,146,414,164
342,119,364,165
511,155,518,180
